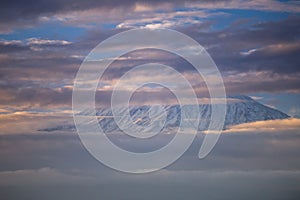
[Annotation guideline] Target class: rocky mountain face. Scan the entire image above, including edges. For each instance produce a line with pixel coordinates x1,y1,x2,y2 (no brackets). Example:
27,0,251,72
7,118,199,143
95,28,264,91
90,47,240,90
40,95,289,132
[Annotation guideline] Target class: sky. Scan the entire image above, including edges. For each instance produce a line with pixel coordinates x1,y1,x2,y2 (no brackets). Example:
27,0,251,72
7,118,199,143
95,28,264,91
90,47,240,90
0,0,300,199
0,0,300,115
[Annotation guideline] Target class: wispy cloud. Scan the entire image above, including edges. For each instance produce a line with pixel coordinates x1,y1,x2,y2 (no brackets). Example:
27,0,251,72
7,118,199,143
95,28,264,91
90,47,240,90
226,118,300,132
27,38,72,46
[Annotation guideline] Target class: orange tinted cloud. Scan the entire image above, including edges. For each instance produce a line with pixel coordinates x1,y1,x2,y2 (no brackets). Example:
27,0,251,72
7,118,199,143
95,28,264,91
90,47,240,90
226,118,300,133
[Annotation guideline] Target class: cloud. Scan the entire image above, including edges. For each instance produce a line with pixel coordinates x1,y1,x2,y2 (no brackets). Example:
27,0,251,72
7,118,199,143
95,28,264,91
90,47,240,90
0,109,74,135
0,0,175,32
186,0,300,12
0,3,299,113
223,71,300,94
241,42,300,57
180,15,300,75
226,118,300,132
0,167,93,186
0,40,30,53
0,127,300,200
26,38,72,46
1,167,300,200
0,38,72,51
0,11,300,97
0,38,81,87
116,9,212,29
0,102,300,197
288,107,300,118
0,0,299,32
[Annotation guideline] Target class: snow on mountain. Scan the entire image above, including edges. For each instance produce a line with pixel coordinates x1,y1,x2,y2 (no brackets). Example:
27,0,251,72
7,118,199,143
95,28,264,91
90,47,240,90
39,95,289,132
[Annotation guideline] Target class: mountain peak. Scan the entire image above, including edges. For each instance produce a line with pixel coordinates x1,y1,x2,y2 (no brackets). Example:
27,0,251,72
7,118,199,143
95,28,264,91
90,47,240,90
39,95,290,132
228,94,254,101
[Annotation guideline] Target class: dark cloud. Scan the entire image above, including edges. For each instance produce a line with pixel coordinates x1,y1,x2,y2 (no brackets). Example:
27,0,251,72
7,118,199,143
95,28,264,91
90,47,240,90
0,0,225,20
0,0,207,32
0,2,299,110
224,76,300,94
0,41,30,53
0,86,73,108
180,15,300,74
0,39,81,86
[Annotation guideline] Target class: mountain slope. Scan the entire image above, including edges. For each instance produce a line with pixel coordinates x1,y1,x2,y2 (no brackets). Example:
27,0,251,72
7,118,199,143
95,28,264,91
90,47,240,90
40,95,289,132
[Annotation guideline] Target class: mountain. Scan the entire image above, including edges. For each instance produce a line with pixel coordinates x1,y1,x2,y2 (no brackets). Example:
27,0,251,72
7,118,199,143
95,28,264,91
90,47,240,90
39,95,289,132
224,95,289,126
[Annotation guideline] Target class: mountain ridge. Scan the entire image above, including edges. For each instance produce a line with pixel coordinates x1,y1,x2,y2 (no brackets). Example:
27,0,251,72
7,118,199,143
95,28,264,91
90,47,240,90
39,95,289,132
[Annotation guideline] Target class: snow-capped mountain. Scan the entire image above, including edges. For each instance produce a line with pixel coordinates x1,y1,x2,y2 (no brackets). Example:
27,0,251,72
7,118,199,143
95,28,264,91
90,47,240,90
40,95,289,132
